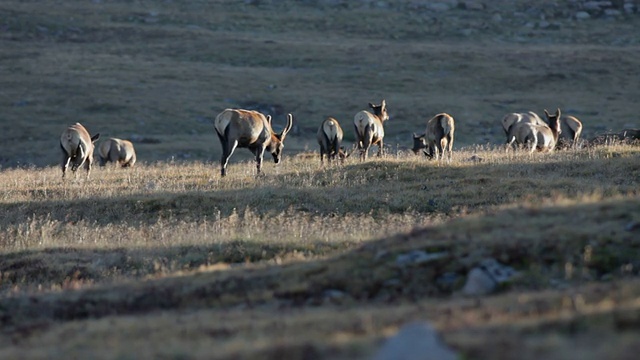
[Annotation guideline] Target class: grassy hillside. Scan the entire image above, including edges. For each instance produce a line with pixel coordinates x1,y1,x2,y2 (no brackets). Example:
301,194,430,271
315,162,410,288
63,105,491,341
2,1,640,359
1,145,640,359
1,0,639,167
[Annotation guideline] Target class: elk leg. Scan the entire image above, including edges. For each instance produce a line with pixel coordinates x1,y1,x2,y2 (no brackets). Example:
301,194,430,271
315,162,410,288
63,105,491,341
377,140,384,157
220,140,238,177
84,157,92,179
255,147,266,176
61,156,71,178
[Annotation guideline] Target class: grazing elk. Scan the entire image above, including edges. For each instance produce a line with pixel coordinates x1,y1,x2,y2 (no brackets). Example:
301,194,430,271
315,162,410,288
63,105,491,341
59,123,100,179
317,117,348,164
98,138,137,168
412,113,455,161
214,109,293,177
501,111,547,141
557,115,583,149
507,108,562,153
353,100,389,161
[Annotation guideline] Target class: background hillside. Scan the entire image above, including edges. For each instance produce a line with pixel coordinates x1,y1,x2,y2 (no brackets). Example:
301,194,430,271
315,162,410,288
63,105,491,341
2,0,639,168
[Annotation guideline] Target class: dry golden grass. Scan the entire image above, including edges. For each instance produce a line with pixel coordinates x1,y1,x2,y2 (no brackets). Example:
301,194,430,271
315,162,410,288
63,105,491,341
1,145,639,359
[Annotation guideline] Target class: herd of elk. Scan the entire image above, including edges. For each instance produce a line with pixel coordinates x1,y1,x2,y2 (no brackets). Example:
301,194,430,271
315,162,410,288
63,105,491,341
57,102,598,180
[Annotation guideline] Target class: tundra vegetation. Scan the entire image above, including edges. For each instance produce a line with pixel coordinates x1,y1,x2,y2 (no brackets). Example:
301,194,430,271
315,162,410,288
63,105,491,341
2,146,640,360
2,0,640,359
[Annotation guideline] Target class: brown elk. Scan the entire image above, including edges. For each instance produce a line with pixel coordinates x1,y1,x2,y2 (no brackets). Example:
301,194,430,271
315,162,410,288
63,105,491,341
214,109,293,177
507,109,562,152
353,100,389,161
59,123,100,179
317,117,349,164
412,113,455,161
98,138,137,168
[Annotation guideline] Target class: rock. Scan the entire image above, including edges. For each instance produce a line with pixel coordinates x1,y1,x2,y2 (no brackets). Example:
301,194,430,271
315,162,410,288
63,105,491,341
604,8,622,16
372,322,458,360
461,267,497,296
459,1,485,10
395,250,447,267
575,11,591,19
426,3,452,12
461,258,517,296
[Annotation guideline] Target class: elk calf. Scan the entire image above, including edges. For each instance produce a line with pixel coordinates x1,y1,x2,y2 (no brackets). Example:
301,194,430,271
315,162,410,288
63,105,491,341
353,100,389,161
214,109,293,177
98,138,137,168
60,123,100,179
412,113,455,161
317,117,348,164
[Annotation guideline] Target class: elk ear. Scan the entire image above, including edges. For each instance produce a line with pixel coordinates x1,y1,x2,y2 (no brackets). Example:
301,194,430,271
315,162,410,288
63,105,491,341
544,109,551,118
381,99,386,108
266,115,272,126
91,133,100,142
556,108,561,118
368,102,375,109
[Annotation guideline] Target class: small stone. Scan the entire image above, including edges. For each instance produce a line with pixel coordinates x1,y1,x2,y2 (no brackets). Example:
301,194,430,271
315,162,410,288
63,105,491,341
575,11,591,19
395,250,447,266
461,267,497,296
427,3,451,12
625,221,640,232
604,9,622,16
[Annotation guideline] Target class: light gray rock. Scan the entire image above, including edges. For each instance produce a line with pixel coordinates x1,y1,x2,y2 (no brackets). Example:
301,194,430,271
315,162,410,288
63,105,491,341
395,250,447,267
372,322,458,360
461,267,497,296
426,3,452,12
575,11,591,19
461,258,517,296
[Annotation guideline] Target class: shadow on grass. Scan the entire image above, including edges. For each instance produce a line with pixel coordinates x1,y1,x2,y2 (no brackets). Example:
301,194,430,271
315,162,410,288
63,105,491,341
1,195,638,327
1,152,638,228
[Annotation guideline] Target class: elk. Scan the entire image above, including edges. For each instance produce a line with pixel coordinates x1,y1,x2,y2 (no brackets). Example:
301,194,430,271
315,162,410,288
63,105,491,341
59,122,100,179
353,100,389,161
557,115,583,149
317,117,348,164
98,138,137,168
501,111,547,141
507,108,562,152
214,109,293,177
412,113,455,161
